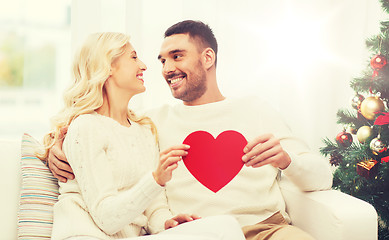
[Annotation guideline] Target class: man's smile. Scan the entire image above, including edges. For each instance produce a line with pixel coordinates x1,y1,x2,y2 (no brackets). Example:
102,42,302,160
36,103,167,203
167,74,186,88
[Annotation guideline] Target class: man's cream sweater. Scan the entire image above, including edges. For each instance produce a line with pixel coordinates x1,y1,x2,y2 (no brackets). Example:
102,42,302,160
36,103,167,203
146,96,333,227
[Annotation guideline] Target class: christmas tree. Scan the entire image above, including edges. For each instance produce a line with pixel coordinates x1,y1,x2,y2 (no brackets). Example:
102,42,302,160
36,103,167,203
320,1,389,239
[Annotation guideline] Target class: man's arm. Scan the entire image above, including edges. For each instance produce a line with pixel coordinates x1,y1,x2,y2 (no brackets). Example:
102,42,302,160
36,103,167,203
242,133,332,191
242,133,291,170
47,127,74,182
240,96,332,191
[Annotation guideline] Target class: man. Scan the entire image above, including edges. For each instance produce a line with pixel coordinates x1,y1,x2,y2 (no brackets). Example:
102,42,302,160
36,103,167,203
48,20,332,240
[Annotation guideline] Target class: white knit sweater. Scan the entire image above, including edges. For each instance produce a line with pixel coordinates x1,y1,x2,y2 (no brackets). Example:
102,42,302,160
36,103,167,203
146,96,333,227
51,113,172,239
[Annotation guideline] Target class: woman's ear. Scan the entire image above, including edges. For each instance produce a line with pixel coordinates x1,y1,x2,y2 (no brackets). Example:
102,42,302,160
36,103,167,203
202,48,216,70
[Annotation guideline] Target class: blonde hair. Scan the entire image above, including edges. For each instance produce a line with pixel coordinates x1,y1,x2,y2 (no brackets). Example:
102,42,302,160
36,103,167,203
38,32,157,160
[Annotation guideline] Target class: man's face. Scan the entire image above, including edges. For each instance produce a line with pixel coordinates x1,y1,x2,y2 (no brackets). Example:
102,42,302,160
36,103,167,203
158,34,207,103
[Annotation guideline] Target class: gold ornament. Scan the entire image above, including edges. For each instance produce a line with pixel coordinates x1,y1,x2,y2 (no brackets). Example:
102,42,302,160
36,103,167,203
356,126,372,143
360,96,385,120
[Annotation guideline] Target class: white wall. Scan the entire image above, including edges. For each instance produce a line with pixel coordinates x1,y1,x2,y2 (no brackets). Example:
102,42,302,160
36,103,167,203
70,0,386,152
1,0,385,153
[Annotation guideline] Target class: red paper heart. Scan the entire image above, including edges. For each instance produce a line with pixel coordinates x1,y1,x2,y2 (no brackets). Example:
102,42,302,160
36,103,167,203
182,130,247,193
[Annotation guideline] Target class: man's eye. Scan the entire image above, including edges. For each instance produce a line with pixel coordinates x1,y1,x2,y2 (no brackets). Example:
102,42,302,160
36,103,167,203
174,55,182,60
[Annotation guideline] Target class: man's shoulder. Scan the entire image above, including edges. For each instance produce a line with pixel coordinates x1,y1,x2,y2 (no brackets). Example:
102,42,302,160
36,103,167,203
144,104,175,120
229,95,268,107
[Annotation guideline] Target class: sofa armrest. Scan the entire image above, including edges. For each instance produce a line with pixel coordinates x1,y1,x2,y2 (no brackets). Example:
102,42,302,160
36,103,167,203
279,176,377,240
0,139,21,239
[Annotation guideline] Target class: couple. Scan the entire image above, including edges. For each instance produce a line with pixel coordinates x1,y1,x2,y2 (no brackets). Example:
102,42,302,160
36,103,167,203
42,20,332,240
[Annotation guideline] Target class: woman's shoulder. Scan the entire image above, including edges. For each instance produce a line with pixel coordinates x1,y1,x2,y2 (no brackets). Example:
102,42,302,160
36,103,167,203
70,113,99,126
67,113,102,135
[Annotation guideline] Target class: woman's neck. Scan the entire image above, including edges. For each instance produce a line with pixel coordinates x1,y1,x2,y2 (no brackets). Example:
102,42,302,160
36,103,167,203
96,92,131,127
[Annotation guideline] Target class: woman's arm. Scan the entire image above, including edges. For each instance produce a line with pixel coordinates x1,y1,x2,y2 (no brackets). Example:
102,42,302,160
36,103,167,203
64,116,164,235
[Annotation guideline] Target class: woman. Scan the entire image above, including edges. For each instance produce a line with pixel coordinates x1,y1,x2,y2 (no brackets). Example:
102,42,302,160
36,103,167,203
39,32,245,240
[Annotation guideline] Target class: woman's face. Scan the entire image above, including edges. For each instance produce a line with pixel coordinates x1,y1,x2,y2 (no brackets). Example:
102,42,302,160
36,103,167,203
109,43,147,96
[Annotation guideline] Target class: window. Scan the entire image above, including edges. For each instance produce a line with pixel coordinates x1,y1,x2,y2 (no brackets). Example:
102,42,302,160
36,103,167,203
0,0,71,140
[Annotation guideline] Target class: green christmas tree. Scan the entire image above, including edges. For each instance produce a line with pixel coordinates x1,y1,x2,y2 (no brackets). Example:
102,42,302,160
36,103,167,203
320,1,389,239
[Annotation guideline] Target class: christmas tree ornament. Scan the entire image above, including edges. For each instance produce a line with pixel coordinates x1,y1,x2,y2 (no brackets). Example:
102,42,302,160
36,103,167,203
370,137,387,155
381,155,389,163
370,54,387,70
329,152,342,166
360,96,385,120
336,130,353,147
356,159,379,179
374,112,389,125
356,126,373,143
351,93,365,110
347,125,357,135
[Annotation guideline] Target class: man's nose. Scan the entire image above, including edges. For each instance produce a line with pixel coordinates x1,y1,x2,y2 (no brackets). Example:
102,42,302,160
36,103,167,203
163,60,175,75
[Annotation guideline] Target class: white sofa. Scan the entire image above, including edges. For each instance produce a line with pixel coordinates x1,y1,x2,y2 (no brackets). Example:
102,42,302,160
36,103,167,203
0,138,378,240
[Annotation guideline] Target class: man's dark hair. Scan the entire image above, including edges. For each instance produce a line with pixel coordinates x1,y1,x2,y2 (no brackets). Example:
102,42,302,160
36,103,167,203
164,20,218,66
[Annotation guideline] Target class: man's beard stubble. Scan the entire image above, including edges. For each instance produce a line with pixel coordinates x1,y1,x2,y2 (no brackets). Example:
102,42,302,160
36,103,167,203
172,60,207,103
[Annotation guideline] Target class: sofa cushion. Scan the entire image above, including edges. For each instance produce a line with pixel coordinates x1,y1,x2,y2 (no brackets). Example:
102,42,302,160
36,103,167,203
17,133,59,239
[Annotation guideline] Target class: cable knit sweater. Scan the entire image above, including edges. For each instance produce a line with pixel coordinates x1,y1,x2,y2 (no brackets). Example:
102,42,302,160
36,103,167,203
146,96,333,227
51,113,172,240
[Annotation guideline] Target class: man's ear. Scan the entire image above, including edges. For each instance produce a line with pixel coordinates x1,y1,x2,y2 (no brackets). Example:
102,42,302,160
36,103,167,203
202,48,216,70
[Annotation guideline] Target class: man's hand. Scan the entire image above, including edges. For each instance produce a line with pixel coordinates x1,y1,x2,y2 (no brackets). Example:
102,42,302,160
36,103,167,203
164,214,201,229
153,144,190,186
47,127,74,183
242,133,291,170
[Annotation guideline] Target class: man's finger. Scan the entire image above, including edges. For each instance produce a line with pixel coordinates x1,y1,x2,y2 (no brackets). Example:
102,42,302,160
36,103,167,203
243,137,277,162
190,214,201,220
55,160,73,173
243,134,272,153
50,164,69,183
59,126,68,139
245,145,279,166
251,158,273,168
175,214,194,223
53,172,67,183
165,219,178,229
50,160,74,180
52,145,68,163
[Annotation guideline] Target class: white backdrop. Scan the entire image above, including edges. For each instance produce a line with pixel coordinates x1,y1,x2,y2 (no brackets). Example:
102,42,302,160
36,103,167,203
70,0,386,153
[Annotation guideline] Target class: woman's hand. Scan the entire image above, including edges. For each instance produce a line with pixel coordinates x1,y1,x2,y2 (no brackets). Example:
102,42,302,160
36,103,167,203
153,144,190,186
164,214,201,229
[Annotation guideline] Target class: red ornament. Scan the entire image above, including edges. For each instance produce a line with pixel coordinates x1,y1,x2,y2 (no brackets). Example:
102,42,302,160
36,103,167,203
336,131,353,147
374,112,389,125
370,54,387,70
381,155,389,163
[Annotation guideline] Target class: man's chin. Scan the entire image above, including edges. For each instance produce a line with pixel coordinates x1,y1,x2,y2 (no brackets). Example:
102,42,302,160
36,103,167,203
170,89,183,99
